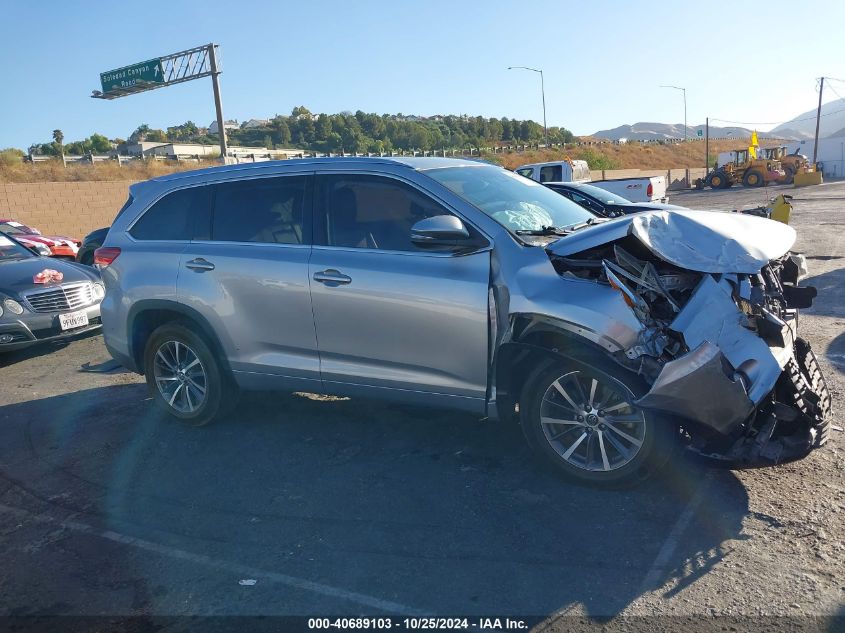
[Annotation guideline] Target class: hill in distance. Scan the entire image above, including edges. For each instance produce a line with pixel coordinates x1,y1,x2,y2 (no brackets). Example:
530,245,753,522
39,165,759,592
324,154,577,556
592,122,796,142
769,97,845,139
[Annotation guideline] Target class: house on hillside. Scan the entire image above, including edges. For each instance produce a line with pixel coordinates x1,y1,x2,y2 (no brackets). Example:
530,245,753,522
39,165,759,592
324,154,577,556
209,120,240,134
242,119,271,129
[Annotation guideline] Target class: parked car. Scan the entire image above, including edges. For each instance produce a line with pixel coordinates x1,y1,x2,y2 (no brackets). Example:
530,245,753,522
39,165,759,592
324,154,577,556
515,161,668,203
76,227,109,266
544,182,685,217
0,219,81,259
97,158,831,487
0,232,104,352
14,236,52,257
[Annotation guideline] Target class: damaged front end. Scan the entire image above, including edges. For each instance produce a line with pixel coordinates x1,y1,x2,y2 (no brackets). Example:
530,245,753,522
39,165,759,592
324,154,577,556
547,210,832,466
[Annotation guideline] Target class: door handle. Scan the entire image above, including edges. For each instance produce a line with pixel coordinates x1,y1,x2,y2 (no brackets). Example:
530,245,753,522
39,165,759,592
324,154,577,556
313,269,352,285
185,257,215,272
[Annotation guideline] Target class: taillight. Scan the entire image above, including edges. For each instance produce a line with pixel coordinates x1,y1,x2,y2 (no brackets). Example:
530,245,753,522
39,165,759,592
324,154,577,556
94,247,121,267
647,182,653,197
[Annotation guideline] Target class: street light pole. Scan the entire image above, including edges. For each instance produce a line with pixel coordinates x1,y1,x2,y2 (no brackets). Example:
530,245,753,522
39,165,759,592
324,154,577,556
660,85,687,142
508,66,547,146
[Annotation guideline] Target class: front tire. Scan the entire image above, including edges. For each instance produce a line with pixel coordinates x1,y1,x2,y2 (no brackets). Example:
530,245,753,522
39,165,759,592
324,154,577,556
143,322,236,426
519,361,676,487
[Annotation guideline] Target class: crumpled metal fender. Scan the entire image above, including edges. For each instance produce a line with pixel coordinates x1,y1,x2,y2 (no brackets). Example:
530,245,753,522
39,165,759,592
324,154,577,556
506,257,646,354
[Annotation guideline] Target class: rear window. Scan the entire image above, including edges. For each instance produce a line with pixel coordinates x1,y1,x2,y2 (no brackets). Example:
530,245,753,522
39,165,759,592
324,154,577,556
212,176,310,244
130,186,210,241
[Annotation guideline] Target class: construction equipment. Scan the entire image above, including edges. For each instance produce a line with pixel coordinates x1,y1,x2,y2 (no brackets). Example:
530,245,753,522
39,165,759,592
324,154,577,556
737,193,793,224
761,146,812,184
703,148,786,189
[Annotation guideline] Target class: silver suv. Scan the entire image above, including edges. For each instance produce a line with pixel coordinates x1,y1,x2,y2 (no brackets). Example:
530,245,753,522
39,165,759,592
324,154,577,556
98,157,832,487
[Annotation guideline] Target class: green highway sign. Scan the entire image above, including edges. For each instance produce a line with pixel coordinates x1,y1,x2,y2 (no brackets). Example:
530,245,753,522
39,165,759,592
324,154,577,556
697,129,703,137
100,58,164,93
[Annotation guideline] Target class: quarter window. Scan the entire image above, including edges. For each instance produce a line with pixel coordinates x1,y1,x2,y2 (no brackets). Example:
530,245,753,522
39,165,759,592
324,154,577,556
212,176,310,244
130,186,210,241
317,175,449,252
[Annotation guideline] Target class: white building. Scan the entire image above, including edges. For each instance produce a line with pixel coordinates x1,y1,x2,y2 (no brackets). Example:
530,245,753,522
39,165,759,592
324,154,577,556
783,137,845,179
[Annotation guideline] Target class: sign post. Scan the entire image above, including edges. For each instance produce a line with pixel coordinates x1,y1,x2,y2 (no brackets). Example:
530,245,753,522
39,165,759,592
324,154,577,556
92,44,227,161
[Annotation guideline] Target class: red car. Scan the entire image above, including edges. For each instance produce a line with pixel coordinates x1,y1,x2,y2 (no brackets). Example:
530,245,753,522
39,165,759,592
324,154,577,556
0,219,81,259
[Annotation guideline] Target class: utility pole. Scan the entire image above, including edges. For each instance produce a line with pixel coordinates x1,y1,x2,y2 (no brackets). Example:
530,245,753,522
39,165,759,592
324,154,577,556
508,66,548,146
660,85,687,141
209,44,227,161
812,76,824,166
705,117,709,172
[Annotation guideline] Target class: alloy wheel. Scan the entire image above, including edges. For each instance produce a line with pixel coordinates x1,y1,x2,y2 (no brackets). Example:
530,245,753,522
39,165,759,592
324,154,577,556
153,340,208,414
539,370,646,472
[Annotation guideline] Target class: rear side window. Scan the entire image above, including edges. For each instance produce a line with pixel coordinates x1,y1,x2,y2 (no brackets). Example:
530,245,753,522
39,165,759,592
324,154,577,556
212,176,310,244
539,165,562,182
130,186,210,241
516,168,534,179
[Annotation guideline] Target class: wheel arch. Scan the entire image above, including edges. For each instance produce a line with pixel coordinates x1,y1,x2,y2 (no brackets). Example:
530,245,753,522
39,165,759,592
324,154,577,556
127,300,231,375
493,314,641,422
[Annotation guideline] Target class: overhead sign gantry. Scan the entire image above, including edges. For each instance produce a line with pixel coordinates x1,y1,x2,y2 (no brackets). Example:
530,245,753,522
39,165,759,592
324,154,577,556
92,43,228,158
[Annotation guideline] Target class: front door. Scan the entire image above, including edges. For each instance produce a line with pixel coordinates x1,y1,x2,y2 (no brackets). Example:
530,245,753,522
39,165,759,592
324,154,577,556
309,172,491,411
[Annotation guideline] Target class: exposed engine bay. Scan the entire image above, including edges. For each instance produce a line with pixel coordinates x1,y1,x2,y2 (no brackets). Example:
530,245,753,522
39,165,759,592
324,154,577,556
545,210,832,466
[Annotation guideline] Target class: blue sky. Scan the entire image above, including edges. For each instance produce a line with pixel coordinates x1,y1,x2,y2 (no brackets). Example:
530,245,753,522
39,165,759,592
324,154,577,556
2,0,844,149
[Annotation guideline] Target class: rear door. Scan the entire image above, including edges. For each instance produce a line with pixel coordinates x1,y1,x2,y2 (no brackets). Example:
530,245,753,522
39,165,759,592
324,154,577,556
308,171,491,411
177,172,320,390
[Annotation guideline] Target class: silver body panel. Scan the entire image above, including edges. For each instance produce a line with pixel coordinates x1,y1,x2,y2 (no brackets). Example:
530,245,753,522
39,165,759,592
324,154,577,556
100,157,805,431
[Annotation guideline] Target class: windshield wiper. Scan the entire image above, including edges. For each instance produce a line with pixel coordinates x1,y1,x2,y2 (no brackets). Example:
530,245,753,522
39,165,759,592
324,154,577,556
559,217,608,232
514,225,572,236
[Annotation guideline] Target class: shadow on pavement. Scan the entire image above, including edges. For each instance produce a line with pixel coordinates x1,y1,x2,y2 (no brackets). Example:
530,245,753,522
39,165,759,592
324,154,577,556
804,266,845,320
0,384,750,618
0,329,103,369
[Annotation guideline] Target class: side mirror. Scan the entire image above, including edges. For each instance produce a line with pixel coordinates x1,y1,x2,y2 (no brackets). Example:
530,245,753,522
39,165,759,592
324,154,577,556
411,215,470,247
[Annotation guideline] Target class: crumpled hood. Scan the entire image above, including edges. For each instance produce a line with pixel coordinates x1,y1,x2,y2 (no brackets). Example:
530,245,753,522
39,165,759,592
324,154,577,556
546,208,796,274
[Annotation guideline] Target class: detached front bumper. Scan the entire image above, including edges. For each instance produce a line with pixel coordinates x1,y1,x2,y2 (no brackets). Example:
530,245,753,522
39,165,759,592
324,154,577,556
634,275,831,465
0,303,102,352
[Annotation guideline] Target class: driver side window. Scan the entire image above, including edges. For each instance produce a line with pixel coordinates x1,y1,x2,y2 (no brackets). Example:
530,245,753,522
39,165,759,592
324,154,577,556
316,175,450,252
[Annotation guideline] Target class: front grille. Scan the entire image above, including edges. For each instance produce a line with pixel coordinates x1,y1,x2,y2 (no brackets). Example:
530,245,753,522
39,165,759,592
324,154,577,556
24,283,95,313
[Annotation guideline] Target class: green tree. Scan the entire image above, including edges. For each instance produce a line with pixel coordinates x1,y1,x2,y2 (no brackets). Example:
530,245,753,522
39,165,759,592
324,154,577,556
315,113,332,140
88,133,112,153
271,117,292,145
129,124,150,142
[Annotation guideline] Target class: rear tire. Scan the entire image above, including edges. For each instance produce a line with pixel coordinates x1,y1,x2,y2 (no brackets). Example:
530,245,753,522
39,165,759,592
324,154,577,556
519,360,676,488
143,322,236,426
743,170,764,187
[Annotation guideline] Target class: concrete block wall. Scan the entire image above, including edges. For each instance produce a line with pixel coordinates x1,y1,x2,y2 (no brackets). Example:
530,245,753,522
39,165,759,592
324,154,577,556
0,181,136,238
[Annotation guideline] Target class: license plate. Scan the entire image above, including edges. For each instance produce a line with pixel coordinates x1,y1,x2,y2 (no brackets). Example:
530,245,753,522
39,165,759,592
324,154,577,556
59,310,89,331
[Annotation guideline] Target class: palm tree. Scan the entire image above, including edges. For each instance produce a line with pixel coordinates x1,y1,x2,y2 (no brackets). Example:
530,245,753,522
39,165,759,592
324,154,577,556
52,129,64,156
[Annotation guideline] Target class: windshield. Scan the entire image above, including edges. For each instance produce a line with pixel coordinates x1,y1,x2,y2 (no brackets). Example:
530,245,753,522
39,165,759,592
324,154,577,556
0,221,36,235
0,232,35,260
426,165,594,234
568,183,633,205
